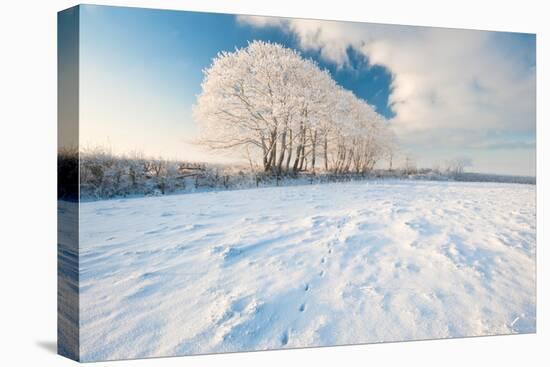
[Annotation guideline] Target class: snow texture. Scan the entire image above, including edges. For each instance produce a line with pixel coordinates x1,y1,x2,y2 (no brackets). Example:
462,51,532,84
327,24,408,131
76,180,536,361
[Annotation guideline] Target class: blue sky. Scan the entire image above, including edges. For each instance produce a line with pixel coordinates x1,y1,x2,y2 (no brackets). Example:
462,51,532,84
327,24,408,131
78,5,535,175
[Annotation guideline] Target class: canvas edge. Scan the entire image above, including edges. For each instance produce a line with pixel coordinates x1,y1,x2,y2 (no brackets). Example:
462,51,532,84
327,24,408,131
57,4,81,362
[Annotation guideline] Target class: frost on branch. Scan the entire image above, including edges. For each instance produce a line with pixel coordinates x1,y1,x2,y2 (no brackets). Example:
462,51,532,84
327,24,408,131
193,41,396,175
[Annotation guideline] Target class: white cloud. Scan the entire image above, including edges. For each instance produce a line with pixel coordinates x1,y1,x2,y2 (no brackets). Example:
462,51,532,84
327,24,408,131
238,15,536,149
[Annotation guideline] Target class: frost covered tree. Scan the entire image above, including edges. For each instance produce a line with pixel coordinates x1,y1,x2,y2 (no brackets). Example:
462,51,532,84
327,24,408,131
194,40,395,175
445,156,473,176
403,155,417,175
193,41,305,173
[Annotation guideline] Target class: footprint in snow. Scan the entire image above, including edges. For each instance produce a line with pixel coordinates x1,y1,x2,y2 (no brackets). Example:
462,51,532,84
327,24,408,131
170,225,186,231
141,272,157,279
144,228,165,235
281,331,289,346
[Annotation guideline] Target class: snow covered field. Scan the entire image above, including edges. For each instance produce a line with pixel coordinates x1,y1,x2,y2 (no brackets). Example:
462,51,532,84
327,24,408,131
76,180,536,361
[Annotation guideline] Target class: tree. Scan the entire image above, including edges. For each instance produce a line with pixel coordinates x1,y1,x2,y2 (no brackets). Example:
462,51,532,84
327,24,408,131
404,154,417,175
445,156,473,176
193,41,396,176
193,41,305,172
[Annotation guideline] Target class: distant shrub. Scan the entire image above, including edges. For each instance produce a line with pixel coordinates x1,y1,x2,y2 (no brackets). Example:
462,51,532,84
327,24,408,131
57,147,534,201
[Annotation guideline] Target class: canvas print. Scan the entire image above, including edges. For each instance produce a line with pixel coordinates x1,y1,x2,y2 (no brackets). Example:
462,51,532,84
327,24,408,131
58,4,536,362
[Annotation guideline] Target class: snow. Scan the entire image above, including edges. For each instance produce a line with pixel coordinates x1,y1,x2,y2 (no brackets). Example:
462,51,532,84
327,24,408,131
75,180,536,361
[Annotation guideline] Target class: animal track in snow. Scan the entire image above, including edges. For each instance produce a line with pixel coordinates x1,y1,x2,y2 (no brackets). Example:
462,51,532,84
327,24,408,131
281,331,289,346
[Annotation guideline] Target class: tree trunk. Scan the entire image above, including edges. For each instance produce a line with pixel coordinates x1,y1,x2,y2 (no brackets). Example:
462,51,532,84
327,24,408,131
276,130,287,175
323,135,328,172
311,130,317,173
293,127,304,174
261,136,269,171
344,149,354,172
270,139,277,173
265,130,277,173
285,129,293,173
298,132,306,171
336,144,346,174
293,146,301,173
298,145,306,171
